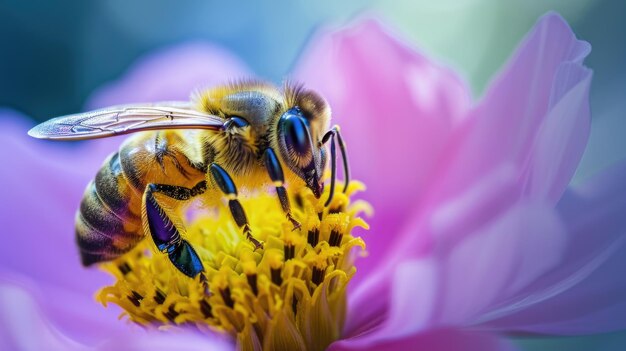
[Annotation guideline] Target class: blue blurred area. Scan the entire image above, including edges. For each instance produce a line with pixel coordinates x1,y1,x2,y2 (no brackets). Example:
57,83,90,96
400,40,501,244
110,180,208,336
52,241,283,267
0,0,369,120
571,0,626,181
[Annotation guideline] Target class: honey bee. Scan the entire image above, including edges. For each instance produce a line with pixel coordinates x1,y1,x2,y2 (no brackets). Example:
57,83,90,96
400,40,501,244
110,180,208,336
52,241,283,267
28,81,349,280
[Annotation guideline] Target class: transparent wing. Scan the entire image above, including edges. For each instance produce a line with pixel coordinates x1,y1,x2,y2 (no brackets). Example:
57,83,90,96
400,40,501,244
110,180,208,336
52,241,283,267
28,101,224,140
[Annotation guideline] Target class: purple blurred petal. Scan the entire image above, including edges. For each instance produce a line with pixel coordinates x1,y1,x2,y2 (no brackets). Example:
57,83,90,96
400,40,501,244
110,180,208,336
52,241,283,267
0,283,87,350
330,328,517,351
435,203,566,326
294,18,471,279
0,111,127,343
0,282,235,351
87,41,252,107
0,272,129,347
521,62,591,202
478,160,626,334
422,13,591,212
0,111,120,293
96,333,234,351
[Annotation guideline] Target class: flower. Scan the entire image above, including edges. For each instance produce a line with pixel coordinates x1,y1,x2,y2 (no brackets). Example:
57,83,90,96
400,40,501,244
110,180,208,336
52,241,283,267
96,180,369,351
1,11,626,351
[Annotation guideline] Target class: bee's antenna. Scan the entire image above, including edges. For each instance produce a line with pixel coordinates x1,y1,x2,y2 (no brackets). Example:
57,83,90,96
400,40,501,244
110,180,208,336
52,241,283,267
324,131,337,207
334,127,350,193
322,125,351,207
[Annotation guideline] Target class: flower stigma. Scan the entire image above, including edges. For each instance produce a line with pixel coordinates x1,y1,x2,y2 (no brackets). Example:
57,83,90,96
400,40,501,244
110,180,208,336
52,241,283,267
96,180,370,351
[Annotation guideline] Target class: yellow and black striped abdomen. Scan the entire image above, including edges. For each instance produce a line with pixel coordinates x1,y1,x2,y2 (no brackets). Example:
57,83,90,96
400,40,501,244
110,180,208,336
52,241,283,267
76,152,143,265
76,130,208,266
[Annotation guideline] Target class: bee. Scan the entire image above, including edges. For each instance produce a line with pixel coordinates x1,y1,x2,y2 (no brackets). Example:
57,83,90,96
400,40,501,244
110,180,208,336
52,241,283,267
28,81,349,280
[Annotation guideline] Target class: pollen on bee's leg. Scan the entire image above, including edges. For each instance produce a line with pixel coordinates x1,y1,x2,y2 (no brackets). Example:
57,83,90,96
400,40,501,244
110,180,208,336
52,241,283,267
95,177,369,351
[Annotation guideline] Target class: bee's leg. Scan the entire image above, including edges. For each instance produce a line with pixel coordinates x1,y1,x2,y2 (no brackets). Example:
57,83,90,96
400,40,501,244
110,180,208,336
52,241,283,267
263,148,300,230
320,126,350,206
209,164,263,250
143,181,207,280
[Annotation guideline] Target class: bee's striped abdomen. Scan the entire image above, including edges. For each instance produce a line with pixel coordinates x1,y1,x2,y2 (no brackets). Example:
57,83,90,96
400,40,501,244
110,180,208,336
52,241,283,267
76,152,143,266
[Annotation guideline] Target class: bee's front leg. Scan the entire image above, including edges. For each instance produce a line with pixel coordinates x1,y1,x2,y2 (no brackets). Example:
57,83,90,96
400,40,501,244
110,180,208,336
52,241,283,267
209,164,264,250
143,181,207,280
263,148,301,231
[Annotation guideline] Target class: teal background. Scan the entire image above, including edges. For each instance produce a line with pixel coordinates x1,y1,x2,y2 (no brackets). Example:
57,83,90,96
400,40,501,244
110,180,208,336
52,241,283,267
1,1,624,349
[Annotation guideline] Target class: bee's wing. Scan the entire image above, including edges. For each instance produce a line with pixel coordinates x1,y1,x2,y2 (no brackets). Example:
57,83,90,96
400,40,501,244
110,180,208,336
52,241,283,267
28,101,224,140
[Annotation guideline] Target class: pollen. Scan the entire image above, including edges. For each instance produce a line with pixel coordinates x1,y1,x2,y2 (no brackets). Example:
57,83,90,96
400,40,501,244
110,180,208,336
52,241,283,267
96,181,370,351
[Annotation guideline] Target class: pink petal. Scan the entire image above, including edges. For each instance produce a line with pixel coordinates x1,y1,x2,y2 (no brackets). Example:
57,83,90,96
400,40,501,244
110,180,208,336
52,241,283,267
421,13,591,214
87,41,252,107
331,328,517,351
294,18,471,278
344,163,521,337
477,160,626,334
346,201,566,345
342,13,595,341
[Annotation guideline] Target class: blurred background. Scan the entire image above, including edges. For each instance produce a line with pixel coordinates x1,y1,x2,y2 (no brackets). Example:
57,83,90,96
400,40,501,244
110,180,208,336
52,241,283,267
1,0,624,349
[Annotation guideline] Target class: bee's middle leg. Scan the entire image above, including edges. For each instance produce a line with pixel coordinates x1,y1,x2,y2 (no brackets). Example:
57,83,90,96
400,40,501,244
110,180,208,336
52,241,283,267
143,181,207,278
209,163,263,250
263,148,300,230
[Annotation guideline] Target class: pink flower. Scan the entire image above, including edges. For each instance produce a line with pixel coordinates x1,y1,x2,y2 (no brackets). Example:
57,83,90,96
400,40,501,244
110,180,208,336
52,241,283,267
1,12,625,350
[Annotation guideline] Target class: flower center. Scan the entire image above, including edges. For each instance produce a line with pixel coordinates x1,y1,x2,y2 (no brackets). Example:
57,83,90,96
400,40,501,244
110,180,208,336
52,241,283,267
96,181,369,351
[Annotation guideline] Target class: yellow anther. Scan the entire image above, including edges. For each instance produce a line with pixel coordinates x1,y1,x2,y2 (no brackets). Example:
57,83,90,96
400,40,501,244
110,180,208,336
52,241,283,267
240,259,257,276
266,250,284,270
283,229,303,247
96,177,369,351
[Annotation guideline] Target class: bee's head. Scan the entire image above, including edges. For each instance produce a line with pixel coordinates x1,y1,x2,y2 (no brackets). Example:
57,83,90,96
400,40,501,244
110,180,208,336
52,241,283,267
276,106,327,198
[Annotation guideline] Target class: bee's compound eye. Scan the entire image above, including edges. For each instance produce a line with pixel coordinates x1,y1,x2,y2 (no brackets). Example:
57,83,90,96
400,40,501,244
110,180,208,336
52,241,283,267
281,113,312,156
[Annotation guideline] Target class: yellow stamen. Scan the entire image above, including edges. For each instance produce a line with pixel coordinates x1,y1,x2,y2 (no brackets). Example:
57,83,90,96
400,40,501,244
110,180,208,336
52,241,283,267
96,181,368,351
